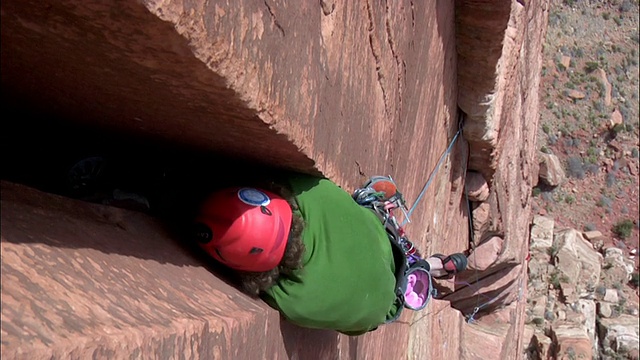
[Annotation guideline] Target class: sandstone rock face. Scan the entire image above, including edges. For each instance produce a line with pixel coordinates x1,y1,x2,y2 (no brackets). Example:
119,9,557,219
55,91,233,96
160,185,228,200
471,202,491,244
444,2,549,359
1,0,550,358
598,315,640,354
465,171,489,202
1,1,466,357
467,236,503,271
460,322,510,360
0,182,290,359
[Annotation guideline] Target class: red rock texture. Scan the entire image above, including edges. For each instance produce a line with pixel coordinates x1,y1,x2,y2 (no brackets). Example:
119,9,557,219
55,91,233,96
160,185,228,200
1,181,289,359
1,0,548,358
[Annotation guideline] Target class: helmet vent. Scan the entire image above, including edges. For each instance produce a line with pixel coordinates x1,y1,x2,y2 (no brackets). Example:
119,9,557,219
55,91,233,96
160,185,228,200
215,248,227,261
260,205,272,216
249,247,264,254
192,223,213,244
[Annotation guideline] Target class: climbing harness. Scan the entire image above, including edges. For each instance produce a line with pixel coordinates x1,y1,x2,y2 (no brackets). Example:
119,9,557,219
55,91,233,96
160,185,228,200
353,113,508,324
353,176,436,323
351,116,468,322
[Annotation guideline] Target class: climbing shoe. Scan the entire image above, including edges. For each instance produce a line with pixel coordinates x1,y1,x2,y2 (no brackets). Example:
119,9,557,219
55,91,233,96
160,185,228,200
431,253,468,280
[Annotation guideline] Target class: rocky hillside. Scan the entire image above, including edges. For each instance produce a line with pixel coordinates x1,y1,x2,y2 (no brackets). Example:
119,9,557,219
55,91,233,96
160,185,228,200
524,0,639,359
534,0,639,264
525,216,639,359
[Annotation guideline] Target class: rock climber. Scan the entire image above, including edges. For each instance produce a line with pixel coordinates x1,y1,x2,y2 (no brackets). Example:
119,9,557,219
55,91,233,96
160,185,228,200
192,172,468,336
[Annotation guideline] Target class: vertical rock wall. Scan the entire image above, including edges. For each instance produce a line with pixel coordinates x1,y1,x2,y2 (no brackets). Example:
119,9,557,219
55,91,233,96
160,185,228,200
448,0,549,358
1,0,467,359
1,0,549,358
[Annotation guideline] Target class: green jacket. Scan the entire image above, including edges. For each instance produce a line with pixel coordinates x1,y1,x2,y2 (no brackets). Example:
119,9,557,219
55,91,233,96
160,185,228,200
262,174,399,335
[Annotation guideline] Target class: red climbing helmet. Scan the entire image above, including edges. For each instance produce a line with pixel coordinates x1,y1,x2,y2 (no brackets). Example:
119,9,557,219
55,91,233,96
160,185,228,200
193,187,292,272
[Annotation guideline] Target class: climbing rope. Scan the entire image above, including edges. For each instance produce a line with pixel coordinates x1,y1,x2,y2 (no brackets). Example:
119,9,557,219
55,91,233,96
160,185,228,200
401,116,464,226
397,111,508,323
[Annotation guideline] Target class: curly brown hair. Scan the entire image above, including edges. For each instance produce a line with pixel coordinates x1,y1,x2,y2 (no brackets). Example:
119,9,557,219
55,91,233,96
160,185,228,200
234,179,306,297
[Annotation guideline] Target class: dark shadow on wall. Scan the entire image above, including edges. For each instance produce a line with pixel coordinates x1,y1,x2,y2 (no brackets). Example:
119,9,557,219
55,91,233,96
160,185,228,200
279,318,343,359
0,92,304,296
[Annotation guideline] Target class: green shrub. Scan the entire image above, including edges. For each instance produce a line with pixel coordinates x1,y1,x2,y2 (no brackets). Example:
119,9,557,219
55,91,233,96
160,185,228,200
567,157,586,179
612,219,634,239
596,195,612,208
585,61,599,73
630,272,639,288
550,271,561,288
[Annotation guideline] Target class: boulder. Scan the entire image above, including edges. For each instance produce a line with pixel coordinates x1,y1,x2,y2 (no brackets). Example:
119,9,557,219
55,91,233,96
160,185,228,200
556,309,566,321
604,247,635,280
522,325,536,356
598,315,640,353
538,152,565,187
528,261,553,289
530,215,555,252
609,109,624,129
467,236,503,271
530,295,548,318
582,230,603,242
465,171,489,202
550,324,593,360
599,302,613,318
575,299,598,356
603,289,620,304
471,202,491,245
597,68,612,107
566,89,585,99
553,229,603,298
532,331,554,360
583,230,605,251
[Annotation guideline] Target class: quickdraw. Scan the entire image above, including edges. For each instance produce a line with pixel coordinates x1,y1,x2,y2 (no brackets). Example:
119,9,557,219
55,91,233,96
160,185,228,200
352,176,436,322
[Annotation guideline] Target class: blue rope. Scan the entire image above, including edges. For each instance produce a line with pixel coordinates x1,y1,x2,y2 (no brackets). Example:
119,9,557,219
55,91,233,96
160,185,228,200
402,127,462,226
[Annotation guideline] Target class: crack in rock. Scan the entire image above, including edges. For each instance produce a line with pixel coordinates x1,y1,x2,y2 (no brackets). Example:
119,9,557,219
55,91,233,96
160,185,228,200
264,0,285,36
